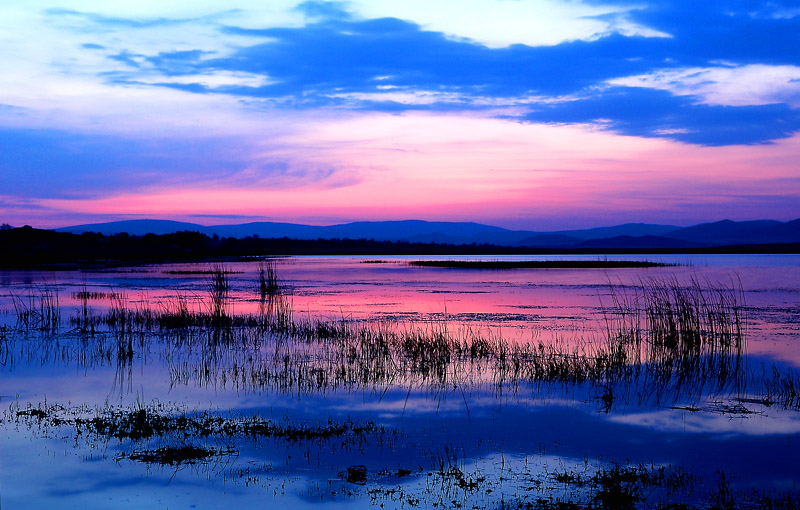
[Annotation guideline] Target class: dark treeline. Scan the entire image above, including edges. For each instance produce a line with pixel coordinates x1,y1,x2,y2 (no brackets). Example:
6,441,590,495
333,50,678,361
1,225,799,269
0,226,529,268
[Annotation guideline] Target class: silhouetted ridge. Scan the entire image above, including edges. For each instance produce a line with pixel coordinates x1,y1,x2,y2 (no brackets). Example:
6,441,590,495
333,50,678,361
54,218,800,247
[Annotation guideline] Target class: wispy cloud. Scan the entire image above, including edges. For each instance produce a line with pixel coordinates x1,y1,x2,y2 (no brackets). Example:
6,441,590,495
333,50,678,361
44,7,241,30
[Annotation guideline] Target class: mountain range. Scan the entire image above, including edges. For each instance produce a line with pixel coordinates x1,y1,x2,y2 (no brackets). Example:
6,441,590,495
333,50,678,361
55,218,800,249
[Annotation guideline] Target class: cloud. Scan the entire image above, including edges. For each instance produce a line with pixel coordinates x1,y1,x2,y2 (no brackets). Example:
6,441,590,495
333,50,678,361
45,8,192,29
351,0,667,48
90,1,795,146
609,65,800,108
524,86,800,145
17,2,798,146
44,7,238,30
210,21,667,100
294,0,352,20
4,1,799,155
588,0,800,64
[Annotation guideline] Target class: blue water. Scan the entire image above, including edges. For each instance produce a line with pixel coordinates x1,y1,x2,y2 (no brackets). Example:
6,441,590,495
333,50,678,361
1,255,799,508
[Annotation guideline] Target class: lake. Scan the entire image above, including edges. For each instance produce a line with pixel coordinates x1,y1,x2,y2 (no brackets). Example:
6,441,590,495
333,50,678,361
1,254,799,508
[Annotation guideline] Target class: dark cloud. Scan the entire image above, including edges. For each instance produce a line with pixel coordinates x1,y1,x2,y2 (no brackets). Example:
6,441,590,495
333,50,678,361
192,24,664,99
524,87,800,146
610,1,800,65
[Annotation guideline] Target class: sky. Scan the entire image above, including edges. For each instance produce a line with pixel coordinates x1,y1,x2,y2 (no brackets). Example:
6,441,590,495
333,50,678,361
1,0,799,230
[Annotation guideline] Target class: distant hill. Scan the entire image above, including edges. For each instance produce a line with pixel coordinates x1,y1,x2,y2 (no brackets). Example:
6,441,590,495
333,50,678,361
58,219,209,236
216,220,514,243
665,219,800,245
54,218,800,249
57,219,678,246
553,223,679,240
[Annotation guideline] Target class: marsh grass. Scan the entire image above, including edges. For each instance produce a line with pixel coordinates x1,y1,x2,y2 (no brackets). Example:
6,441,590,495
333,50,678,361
258,259,280,298
603,275,744,354
206,264,230,327
10,285,60,331
70,285,98,334
10,266,798,410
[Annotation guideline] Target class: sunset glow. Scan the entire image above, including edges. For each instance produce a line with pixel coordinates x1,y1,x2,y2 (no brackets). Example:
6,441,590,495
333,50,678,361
1,1,799,229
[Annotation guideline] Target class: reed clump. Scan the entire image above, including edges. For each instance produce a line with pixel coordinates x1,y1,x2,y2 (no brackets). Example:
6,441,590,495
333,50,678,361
206,264,230,327
70,285,98,334
604,276,744,353
10,285,60,331
258,259,280,298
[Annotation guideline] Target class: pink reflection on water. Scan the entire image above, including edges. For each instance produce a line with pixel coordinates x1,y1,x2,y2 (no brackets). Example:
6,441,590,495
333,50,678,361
1,254,799,363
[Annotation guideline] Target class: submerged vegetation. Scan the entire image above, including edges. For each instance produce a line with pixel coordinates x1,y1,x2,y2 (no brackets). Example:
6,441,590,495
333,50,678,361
8,402,383,446
8,401,800,509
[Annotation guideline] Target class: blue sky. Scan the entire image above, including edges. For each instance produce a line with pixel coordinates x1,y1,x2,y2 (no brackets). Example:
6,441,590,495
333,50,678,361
1,1,799,229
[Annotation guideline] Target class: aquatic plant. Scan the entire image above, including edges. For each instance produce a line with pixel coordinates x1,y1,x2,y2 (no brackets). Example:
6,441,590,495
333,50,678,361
9,264,799,411
71,290,109,300
206,264,230,327
10,285,60,331
122,445,222,465
70,284,98,334
258,259,280,298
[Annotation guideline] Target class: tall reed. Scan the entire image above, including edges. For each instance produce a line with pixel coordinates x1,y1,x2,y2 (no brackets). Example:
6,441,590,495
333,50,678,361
258,259,280,299
206,264,230,327
10,285,60,331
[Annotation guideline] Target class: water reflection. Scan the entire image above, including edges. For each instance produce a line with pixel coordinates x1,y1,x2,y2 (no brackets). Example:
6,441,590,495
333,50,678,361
1,255,799,508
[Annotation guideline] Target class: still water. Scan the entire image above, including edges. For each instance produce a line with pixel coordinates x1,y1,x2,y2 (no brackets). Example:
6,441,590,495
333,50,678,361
0,255,798,508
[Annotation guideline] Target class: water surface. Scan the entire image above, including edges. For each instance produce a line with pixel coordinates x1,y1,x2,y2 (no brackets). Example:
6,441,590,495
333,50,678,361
1,254,798,508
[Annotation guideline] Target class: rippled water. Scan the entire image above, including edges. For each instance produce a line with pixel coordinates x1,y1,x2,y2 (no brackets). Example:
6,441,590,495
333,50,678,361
0,255,798,508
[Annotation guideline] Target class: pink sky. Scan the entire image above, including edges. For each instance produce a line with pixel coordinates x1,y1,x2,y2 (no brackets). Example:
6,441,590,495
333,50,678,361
21,114,800,230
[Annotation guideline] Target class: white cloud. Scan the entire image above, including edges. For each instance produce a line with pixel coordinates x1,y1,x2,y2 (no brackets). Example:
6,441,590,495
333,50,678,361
610,64,800,108
352,0,669,48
